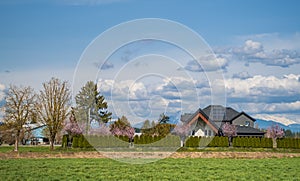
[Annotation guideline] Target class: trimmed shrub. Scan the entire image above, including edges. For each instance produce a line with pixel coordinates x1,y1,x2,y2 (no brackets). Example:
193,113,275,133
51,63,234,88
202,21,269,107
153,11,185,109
61,135,68,148
185,136,200,147
232,137,240,147
72,136,79,148
78,135,84,148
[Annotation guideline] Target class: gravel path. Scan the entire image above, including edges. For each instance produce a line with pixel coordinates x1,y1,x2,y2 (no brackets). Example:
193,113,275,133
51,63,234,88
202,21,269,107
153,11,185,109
1,151,300,159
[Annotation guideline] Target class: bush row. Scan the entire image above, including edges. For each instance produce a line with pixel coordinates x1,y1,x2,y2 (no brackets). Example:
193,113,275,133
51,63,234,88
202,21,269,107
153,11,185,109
62,135,181,148
232,137,273,148
185,136,228,147
62,135,300,149
277,138,300,149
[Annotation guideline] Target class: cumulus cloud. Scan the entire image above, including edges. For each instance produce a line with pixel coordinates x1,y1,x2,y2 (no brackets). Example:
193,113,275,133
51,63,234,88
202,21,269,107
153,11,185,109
97,76,211,121
232,40,300,67
97,73,300,123
263,101,300,114
222,74,300,103
183,55,228,72
219,74,300,123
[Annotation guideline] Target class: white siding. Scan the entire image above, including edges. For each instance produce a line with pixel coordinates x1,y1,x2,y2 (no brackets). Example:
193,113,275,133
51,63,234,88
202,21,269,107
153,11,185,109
194,125,214,137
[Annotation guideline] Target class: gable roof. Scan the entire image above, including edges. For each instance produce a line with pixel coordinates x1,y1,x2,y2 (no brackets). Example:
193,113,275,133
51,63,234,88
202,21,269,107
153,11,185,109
181,105,265,137
230,111,256,123
181,108,219,133
203,105,240,122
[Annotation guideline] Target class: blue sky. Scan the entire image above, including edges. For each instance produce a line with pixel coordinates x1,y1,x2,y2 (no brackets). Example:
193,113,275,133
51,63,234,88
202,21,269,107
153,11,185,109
1,0,300,125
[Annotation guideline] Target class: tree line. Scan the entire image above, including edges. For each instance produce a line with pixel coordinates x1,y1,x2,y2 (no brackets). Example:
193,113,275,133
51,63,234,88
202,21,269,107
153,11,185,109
1,78,112,151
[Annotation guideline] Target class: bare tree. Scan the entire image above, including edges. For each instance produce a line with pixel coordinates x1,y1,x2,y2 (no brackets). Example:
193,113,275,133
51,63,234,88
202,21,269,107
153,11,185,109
3,85,36,151
37,78,71,150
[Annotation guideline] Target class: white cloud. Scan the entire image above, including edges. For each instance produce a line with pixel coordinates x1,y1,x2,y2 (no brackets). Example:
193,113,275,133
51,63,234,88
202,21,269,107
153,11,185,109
231,39,300,67
184,55,228,72
264,101,300,113
223,74,300,100
97,76,211,121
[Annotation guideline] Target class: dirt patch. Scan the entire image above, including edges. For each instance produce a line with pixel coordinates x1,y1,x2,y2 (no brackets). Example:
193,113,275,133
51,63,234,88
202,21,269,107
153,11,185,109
1,151,300,159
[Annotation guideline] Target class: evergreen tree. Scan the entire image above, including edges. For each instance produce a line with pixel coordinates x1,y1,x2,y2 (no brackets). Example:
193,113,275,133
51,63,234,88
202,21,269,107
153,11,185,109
75,81,112,125
158,113,170,124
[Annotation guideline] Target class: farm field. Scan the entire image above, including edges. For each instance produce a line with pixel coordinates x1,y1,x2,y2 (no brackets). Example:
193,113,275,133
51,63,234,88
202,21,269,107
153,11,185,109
0,157,300,180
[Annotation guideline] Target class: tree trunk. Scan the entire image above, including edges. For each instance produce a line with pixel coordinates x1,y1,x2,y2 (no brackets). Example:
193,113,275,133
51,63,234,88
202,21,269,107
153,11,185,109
14,135,19,152
228,136,232,147
14,131,20,152
50,136,55,151
180,137,185,147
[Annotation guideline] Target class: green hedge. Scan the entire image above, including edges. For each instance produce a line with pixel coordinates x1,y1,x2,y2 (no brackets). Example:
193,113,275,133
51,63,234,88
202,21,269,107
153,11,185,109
184,136,229,148
277,138,300,149
185,136,200,147
134,135,180,147
62,134,300,149
61,135,68,148
232,137,273,148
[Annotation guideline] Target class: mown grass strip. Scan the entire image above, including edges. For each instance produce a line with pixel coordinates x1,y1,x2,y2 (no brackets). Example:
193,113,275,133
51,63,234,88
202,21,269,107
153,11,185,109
0,157,299,180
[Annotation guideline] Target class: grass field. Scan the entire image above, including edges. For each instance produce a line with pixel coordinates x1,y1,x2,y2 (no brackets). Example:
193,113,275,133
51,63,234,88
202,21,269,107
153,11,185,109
0,157,299,180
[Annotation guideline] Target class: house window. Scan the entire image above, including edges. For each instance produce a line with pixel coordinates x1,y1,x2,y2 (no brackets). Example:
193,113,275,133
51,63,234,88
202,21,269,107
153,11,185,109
208,130,212,136
245,121,250,126
192,130,195,135
204,130,207,136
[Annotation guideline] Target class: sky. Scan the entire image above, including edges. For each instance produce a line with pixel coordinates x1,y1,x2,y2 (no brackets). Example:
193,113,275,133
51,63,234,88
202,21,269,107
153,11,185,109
0,0,300,125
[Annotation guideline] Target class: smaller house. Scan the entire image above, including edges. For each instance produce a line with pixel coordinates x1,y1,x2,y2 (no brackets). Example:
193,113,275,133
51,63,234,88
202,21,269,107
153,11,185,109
181,105,265,137
23,124,49,145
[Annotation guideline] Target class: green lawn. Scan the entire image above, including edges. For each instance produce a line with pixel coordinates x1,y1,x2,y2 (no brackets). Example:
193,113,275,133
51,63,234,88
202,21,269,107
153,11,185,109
0,157,299,180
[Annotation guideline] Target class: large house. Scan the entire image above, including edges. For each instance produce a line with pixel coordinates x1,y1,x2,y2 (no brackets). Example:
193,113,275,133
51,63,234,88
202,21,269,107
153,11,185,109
181,105,265,137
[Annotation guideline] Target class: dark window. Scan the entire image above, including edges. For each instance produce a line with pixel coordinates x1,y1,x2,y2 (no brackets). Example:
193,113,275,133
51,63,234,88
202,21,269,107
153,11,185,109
245,121,250,126
204,130,207,136
208,130,212,136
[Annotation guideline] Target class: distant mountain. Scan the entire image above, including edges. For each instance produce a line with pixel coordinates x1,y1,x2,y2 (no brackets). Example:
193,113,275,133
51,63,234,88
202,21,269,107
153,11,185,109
255,119,300,133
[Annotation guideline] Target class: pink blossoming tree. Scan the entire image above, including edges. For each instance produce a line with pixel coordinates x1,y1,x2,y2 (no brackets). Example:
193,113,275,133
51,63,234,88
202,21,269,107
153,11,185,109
88,124,111,136
63,108,83,137
110,116,135,145
222,122,237,146
266,124,285,148
173,123,191,147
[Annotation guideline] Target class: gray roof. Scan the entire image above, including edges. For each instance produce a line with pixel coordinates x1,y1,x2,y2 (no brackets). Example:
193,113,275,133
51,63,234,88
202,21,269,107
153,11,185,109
181,105,262,136
203,105,240,122
180,108,219,132
236,125,265,136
